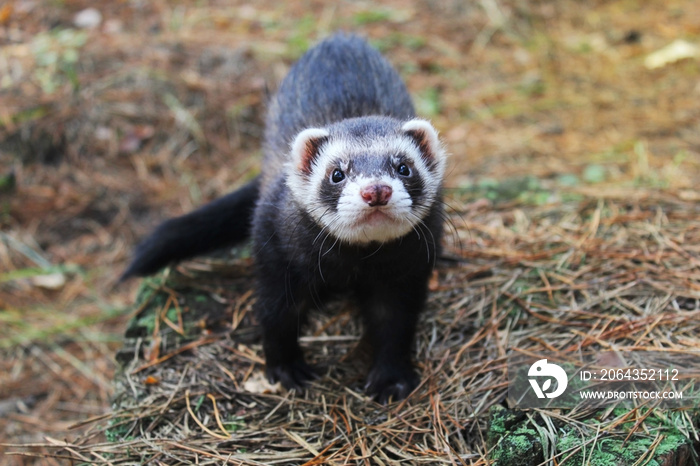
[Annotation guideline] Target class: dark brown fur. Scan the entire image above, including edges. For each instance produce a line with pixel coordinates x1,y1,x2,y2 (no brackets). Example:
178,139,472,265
123,34,444,402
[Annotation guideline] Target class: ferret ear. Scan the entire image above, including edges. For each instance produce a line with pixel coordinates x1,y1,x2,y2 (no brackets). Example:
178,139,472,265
291,128,330,175
401,119,445,172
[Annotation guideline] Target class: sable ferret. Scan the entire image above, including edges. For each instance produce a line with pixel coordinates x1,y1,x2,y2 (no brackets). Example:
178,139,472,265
123,34,447,402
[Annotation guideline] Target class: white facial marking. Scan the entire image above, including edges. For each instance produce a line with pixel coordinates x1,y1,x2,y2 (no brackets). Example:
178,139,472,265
286,119,447,245
329,174,415,243
290,127,330,174
401,119,447,196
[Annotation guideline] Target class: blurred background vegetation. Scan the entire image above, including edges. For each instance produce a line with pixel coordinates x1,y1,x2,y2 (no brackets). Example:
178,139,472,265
1,0,699,463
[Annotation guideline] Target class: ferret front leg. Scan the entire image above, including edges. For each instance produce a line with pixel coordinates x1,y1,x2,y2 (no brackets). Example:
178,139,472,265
255,274,316,390
358,279,427,403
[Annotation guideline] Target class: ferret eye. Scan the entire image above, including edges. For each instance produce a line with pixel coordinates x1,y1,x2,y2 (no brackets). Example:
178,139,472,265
396,163,411,177
331,168,345,183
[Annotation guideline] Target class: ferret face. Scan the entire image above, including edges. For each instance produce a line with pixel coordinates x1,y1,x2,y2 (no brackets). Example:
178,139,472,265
287,117,446,245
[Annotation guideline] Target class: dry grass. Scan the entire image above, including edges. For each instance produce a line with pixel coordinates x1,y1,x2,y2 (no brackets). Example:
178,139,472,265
7,189,700,464
2,0,700,464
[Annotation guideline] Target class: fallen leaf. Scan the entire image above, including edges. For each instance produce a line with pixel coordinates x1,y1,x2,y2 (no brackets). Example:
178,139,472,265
645,39,699,69
31,273,66,290
242,371,281,394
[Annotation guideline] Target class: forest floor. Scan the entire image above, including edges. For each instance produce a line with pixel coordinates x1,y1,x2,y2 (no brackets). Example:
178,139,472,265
1,0,700,464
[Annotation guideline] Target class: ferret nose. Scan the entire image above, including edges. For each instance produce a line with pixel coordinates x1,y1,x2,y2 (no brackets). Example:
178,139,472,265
360,184,392,207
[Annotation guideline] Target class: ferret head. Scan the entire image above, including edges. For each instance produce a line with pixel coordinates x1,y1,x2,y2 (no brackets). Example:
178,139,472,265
286,116,447,244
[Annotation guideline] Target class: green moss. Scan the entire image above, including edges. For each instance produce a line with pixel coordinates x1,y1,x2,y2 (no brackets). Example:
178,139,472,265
454,175,557,205
492,431,543,465
284,15,316,60
489,406,696,466
653,432,692,457
30,28,87,93
489,406,544,465
370,33,427,54
223,416,246,432
105,417,137,443
353,9,393,25
414,87,442,118
582,164,607,184
0,263,81,283
556,422,696,465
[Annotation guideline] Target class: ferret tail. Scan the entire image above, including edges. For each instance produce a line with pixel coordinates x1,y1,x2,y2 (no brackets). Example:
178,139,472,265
120,176,260,280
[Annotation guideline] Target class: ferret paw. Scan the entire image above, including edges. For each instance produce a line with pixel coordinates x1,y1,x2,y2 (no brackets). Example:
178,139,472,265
364,365,419,404
266,360,317,391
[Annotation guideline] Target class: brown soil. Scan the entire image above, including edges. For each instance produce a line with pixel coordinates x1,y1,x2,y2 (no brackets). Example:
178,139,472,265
1,0,699,464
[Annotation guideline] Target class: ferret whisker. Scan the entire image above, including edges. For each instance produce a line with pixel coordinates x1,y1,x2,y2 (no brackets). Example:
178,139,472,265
436,199,465,253
361,242,385,260
323,235,340,257
407,212,434,264
317,229,330,282
312,208,334,244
